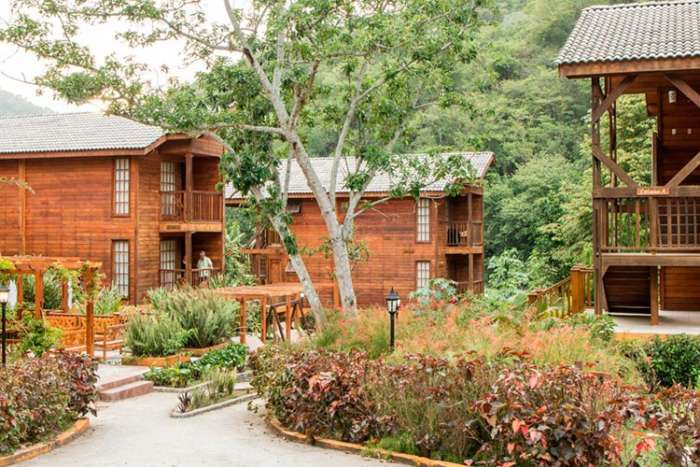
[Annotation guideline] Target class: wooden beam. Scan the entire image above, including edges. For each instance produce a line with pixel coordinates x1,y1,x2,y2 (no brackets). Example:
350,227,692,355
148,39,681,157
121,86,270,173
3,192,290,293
559,56,700,79
650,266,659,326
592,145,637,187
665,74,700,109
592,74,637,123
665,150,700,188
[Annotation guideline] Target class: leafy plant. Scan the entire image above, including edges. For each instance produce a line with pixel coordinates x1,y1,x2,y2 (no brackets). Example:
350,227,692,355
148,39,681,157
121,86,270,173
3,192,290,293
184,368,239,413
0,352,97,455
124,313,189,357
144,365,197,388
645,335,700,388
16,317,62,356
149,288,237,348
193,343,248,371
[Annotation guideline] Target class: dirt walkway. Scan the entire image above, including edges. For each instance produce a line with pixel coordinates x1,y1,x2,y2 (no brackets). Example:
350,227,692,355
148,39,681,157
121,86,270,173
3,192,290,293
22,393,395,467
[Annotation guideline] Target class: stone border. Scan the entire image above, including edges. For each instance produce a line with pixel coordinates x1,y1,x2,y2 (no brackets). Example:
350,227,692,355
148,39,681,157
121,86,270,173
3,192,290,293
153,381,209,394
0,418,90,467
266,417,463,467
170,392,257,418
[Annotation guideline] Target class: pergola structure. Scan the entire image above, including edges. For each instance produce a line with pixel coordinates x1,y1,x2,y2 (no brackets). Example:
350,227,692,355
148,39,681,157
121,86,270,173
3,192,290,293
1,255,102,356
215,283,304,343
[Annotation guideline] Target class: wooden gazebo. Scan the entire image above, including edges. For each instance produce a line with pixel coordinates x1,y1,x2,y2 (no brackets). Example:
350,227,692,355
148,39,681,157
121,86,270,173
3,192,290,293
1,255,102,356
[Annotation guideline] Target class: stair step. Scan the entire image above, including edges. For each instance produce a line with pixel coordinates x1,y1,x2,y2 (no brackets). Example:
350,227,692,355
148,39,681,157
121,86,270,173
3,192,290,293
97,367,148,391
99,380,154,401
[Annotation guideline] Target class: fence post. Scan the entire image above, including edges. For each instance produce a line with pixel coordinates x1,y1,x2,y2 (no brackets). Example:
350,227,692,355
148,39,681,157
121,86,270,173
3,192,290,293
527,288,542,306
570,265,585,314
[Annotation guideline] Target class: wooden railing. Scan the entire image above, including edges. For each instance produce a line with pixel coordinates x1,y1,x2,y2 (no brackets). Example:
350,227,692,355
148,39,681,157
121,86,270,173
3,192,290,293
600,196,700,252
159,190,222,222
249,229,282,249
445,221,483,247
160,191,185,220
527,266,594,317
159,267,221,288
191,191,223,222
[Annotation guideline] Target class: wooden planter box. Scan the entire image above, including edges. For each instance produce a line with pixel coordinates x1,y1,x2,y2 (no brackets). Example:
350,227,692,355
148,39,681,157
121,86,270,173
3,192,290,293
183,341,229,357
0,418,89,467
122,353,190,367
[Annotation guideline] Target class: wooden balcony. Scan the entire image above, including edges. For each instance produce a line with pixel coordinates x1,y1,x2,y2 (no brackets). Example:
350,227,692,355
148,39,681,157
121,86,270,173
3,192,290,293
159,267,221,288
444,221,483,253
599,196,700,253
160,190,223,232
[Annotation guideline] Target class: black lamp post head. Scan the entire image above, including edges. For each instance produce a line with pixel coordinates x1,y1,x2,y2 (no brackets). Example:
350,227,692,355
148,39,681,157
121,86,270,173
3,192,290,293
386,287,400,314
0,284,9,305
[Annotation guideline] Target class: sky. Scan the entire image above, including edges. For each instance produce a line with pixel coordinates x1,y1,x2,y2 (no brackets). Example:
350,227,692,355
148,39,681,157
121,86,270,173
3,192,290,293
0,1,247,113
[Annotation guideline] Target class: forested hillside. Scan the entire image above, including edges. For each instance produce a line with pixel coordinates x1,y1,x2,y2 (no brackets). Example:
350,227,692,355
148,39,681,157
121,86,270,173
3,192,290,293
407,0,655,295
0,89,50,116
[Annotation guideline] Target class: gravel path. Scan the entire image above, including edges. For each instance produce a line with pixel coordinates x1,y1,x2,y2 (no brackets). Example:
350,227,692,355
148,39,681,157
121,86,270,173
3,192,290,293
22,393,396,467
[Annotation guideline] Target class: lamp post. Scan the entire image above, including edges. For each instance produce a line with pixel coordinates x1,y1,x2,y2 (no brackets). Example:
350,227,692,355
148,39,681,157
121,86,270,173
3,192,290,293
386,288,400,350
0,284,9,368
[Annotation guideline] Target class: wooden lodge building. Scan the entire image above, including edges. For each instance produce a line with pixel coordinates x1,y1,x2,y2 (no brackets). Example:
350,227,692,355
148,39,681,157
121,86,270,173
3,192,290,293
0,113,225,303
225,153,494,306
558,1,700,322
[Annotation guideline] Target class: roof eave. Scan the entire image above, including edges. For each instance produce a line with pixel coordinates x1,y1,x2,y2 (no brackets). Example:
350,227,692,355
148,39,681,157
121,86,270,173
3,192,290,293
559,55,700,79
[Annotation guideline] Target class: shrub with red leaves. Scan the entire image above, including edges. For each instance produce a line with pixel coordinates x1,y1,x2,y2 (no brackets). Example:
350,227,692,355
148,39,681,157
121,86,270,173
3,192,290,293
252,348,386,442
0,351,98,454
474,362,628,466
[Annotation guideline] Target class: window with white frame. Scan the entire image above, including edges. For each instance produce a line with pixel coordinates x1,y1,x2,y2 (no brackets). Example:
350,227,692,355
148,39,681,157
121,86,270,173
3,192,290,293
112,240,129,298
416,261,430,289
114,158,130,215
417,198,430,241
160,161,177,217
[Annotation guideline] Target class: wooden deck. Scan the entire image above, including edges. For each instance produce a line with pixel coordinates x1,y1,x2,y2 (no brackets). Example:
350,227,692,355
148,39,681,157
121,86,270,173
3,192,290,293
611,309,700,336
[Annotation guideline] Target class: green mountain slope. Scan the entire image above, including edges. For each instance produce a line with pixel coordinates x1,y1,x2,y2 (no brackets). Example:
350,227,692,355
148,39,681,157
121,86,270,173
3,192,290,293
0,89,51,116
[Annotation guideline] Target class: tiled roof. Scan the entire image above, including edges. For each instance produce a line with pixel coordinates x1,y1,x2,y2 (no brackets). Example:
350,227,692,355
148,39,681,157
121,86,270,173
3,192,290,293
225,152,494,199
557,1,700,65
0,112,164,154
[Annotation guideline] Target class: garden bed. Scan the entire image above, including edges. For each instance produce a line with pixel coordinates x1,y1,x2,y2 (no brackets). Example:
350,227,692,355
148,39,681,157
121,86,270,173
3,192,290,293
0,418,89,467
266,417,461,467
170,388,256,418
121,354,190,367
183,341,230,357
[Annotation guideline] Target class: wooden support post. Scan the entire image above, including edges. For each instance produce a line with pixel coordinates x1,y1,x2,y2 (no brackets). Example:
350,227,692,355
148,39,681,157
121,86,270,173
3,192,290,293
34,271,43,319
239,298,247,344
18,160,26,255
61,281,69,312
16,273,23,306
285,295,292,341
570,266,585,314
84,270,95,358
185,232,193,286
592,77,604,316
260,296,268,342
185,153,193,221
650,266,659,326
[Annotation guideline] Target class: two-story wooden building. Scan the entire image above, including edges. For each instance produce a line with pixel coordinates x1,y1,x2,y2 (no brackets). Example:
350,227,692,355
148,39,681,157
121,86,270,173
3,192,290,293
559,1,700,323
226,153,493,306
0,113,225,303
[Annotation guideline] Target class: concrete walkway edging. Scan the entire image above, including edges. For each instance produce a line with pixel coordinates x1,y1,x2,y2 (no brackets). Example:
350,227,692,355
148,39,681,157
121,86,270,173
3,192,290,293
0,418,89,467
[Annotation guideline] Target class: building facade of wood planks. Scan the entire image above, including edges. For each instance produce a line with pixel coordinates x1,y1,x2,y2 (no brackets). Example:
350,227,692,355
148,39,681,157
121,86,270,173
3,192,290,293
226,153,494,307
559,1,700,323
0,113,225,304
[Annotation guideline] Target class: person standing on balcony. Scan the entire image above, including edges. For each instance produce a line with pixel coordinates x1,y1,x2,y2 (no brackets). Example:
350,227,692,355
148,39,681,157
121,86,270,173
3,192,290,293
197,250,214,286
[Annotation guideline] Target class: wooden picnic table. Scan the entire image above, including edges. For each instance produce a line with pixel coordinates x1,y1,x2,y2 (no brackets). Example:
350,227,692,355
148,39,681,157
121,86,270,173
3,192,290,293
215,283,304,343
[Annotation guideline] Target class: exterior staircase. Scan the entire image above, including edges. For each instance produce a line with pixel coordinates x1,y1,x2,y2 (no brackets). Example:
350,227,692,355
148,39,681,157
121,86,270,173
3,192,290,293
97,365,153,402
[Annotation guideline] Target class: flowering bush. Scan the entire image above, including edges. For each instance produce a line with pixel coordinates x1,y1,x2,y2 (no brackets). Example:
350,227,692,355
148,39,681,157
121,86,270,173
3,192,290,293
0,352,97,454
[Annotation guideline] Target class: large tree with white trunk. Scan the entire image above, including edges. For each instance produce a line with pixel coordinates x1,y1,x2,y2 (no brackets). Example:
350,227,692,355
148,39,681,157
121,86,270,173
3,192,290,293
1,0,487,319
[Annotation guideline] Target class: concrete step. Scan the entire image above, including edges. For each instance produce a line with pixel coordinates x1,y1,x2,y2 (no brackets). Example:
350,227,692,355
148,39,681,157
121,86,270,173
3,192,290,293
97,373,146,392
99,380,154,402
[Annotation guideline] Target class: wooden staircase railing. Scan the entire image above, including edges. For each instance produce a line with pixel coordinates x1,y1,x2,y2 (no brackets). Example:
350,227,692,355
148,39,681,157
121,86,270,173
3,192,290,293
527,265,594,317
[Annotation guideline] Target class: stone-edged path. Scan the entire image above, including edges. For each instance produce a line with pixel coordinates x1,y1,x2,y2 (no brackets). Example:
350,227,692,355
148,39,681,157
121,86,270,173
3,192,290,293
22,393,395,467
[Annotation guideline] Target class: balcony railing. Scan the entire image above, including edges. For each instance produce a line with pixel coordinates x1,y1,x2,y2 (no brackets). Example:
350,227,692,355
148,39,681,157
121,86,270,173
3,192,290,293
599,196,700,252
160,191,222,222
159,267,221,288
445,221,483,247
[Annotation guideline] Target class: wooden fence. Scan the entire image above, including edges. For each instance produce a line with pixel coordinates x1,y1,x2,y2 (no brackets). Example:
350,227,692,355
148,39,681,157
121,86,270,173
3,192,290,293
527,265,594,318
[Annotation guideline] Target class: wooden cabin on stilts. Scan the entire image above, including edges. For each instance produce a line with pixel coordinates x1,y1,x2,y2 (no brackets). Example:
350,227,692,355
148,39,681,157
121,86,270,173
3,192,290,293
559,1,700,325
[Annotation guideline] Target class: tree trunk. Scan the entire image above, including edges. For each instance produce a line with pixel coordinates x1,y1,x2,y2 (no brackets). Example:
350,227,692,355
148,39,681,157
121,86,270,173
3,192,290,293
286,252,325,325
329,234,357,312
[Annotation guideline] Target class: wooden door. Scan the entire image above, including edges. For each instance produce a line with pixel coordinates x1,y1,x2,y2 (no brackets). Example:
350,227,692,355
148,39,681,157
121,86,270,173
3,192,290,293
269,258,282,284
